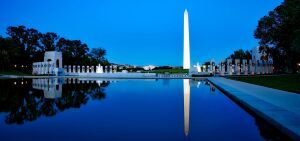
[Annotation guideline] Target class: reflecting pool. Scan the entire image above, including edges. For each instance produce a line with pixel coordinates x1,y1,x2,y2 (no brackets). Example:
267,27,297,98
0,78,289,141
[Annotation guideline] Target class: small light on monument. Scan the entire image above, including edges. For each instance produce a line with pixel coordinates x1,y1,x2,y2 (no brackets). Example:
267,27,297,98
14,82,16,85
14,65,17,68
298,63,300,66
21,82,23,85
21,65,24,68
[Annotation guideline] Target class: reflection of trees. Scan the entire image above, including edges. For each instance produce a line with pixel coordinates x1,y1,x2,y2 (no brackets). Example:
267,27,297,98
0,79,109,124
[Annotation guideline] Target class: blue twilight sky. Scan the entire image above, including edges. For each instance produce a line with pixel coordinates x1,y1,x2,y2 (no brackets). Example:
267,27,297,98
0,0,283,66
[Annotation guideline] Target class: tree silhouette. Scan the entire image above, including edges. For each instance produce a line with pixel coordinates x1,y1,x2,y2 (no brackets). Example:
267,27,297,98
255,0,300,72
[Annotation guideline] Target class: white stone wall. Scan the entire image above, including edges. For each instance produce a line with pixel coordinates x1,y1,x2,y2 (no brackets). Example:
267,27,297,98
224,58,273,75
32,51,63,75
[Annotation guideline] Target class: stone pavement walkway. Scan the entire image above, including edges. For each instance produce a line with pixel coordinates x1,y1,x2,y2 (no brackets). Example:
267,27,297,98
208,77,300,140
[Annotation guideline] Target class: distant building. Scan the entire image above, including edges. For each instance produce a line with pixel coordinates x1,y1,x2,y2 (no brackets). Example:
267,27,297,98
143,65,156,71
32,51,64,75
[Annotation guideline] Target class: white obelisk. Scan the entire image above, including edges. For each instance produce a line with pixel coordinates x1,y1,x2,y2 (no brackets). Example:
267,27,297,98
183,9,190,69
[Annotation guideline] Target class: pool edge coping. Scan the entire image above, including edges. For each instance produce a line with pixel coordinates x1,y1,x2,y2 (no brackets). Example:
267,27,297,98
207,77,300,140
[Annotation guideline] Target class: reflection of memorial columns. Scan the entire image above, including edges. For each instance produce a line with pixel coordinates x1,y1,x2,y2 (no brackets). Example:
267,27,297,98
183,79,190,136
32,78,63,99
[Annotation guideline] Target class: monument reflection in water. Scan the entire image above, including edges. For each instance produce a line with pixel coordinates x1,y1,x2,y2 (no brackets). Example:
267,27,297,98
183,79,190,136
31,78,196,137
0,78,291,141
32,78,63,99
0,78,109,125
31,78,109,99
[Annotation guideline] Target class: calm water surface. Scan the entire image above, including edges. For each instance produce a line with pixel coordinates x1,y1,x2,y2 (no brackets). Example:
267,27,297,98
0,78,288,141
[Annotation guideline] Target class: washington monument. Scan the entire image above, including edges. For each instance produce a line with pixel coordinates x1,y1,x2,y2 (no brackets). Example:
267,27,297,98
183,9,191,69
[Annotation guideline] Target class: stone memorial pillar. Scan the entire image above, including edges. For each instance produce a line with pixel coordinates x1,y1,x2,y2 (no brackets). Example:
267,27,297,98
52,63,55,74
82,66,85,73
34,65,37,74
243,59,248,75
249,60,253,75
269,60,273,74
39,63,42,74
86,66,90,73
235,59,240,75
47,64,51,75
42,63,46,74
96,66,99,73
68,65,72,73
255,60,258,74
105,66,108,73
265,61,269,74
64,65,68,74
219,62,222,75
91,66,94,73
261,60,265,74
258,60,262,74
100,66,104,73
113,65,117,73
40,63,44,74
227,59,232,75
41,63,44,74
44,63,47,74
223,62,226,75
72,66,76,73
110,66,113,73
45,63,49,74
45,63,48,74
38,63,41,74
77,66,81,73
39,64,42,74
211,62,215,74
220,62,225,76
241,62,244,74
34,64,37,74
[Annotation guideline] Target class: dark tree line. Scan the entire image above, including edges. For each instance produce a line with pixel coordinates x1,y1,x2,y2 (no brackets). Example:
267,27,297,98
0,25,109,71
255,0,300,73
227,49,252,60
